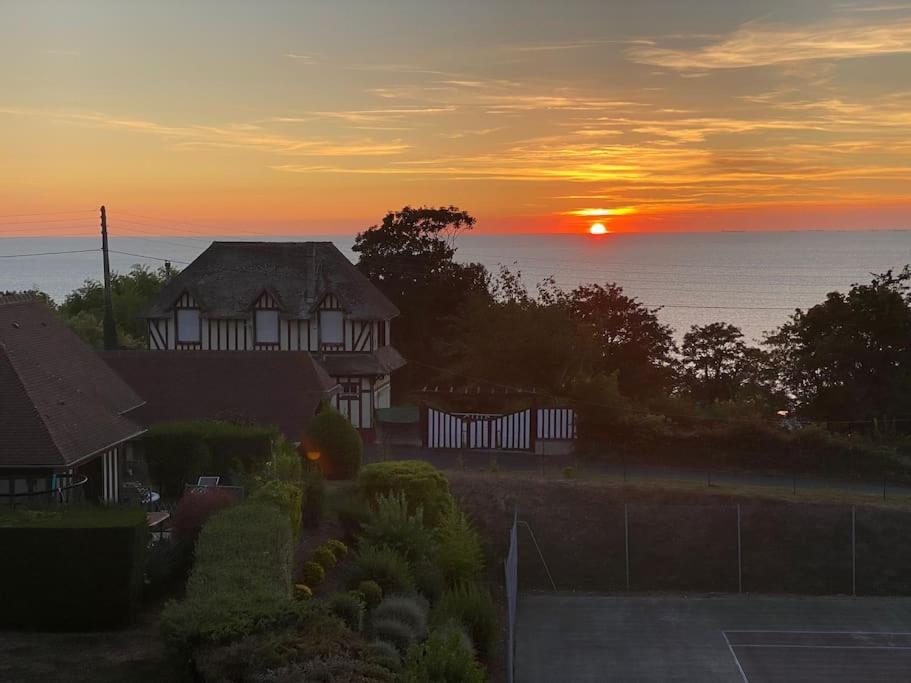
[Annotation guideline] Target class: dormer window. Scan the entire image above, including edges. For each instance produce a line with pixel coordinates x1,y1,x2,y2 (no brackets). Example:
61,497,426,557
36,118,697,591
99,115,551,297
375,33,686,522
255,310,279,345
319,310,344,347
176,309,200,343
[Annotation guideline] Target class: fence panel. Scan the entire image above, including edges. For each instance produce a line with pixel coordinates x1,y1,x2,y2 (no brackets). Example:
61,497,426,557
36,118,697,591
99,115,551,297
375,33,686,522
505,510,518,683
537,408,577,440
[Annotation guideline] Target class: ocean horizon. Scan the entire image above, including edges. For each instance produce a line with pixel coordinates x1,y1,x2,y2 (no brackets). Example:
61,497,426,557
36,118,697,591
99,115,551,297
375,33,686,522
3,230,911,343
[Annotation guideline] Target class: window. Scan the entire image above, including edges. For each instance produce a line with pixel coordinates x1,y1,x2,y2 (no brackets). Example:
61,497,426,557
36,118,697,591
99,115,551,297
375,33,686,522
339,381,360,398
255,310,279,344
320,310,344,346
176,309,200,343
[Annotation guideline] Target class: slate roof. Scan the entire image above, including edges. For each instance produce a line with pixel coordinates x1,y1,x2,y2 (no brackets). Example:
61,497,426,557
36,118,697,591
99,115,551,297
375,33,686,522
100,351,340,442
0,297,145,468
144,241,399,320
317,346,406,377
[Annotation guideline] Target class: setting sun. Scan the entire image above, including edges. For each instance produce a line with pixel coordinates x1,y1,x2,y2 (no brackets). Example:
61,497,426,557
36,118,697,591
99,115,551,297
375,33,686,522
589,223,608,235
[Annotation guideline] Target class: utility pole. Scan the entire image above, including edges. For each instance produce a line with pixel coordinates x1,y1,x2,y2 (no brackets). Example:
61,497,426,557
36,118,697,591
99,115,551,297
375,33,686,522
100,205,118,350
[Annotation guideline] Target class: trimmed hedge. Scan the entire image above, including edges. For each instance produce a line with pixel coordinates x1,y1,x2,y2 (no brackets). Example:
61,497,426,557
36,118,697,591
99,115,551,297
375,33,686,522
142,420,275,498
0,508,148,630
357,461,454,527
160,503,295,657
307,405,363,480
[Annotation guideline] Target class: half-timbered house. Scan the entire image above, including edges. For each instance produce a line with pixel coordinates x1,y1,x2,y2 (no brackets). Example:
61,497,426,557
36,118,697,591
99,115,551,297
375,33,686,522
0,295,146,505
142,241,404,431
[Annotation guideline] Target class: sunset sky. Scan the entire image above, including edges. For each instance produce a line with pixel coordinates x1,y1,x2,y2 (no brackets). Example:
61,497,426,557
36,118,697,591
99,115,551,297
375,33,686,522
2,0,911,235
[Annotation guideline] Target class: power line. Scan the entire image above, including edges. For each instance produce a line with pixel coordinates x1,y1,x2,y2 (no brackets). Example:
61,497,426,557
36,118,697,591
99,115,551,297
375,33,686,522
108,249,190,265
0,209,95,220
0,249,99,259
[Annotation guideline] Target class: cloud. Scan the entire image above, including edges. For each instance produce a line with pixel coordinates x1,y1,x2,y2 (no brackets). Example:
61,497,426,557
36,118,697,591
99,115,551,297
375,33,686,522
563,207,637,216
629,17,911,70
285,53,315,63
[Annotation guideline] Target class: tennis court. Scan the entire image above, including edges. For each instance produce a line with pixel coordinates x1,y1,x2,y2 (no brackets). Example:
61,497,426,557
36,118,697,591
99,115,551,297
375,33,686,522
516,594,911,682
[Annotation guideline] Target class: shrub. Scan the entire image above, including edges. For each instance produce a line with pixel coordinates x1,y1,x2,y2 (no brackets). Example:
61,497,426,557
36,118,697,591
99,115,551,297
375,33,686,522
307,405,363,479
328,591,366,631
294,584,313,600
196,628,298,682
357,461,454,527
171,487,237,546
402,629,486,683
370,617,418,655
250,478,304,535
145,538,190,596
358,580,383,608
434,508,484,586
313,545,338,570
273,438,303,483
333,488,373,541
326,538,349,559
301,470,326,528
0,508,148,630
160,503,295,656
346,544,415,595
372,595,429,640
432,584,497,660
361,491,434,562
413,560,446,603
435,619,476,657
366,639,402,672
302,561,326,586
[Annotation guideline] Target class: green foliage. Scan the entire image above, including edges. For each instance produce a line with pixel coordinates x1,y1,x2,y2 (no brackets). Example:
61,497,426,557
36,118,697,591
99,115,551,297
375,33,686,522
358,580,384,608
145,538,190,596
432,584,497,660
273,438,304,483
294,584,313,600
413,560,446,603
58,264,176,349
327,591,366,632
361,491,434,561
302,561,326,586
434,508,484,587
370,616,419,655
0,508,148,629
347,544,415,595
313,545,338,570
563,466,576,478
326,538,349,559
372,595,429,640
160,503,295,655
332,486,374,541
357,460,454,527
301,470,326,528
366,639,402,672
308,404,363,479
251,478,304,535
142,420,275,499
402,629,486,683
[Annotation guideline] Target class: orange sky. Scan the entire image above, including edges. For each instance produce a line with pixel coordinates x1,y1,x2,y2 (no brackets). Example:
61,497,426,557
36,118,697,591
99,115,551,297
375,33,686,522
2,1,911,236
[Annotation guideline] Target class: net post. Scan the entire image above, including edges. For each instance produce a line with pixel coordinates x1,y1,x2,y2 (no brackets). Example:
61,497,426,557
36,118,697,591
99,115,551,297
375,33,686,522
624,503,631,592
852,505,856,597
737,503,742,594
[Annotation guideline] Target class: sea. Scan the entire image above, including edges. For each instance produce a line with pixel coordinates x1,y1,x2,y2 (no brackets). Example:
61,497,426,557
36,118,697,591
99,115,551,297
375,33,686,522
3,231,911,344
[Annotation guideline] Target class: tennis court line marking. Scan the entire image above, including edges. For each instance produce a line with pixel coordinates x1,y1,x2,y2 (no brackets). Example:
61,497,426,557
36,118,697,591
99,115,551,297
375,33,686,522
722,632,750,683
732,644,911,650
723,630,911,635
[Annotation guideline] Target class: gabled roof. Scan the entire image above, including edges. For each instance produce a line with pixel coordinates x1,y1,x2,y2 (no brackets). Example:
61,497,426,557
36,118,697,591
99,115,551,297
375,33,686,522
100,351,339,442
144,242,399,320
0,297,145,468
317,346,407,377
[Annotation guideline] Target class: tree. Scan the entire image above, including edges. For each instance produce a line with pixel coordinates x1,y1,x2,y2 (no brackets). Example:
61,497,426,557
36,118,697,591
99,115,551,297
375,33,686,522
305,404,363,480
681,322,777,406
353,206,489,395
58,264,176,349
765,268,911,423
563,283,676,399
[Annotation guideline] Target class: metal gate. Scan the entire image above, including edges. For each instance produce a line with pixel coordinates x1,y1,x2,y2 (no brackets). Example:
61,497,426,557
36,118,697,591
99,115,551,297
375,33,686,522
425,407,576,450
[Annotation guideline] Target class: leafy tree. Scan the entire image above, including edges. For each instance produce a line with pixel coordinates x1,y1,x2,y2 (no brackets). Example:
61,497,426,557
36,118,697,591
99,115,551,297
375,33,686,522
681,322,777,406
58,264,176,349
353,206,489,395
765,268,911,423
305,403,363,479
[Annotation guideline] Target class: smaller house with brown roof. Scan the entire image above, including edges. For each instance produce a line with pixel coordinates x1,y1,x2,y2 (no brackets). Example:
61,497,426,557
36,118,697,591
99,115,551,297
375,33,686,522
0,295,145,505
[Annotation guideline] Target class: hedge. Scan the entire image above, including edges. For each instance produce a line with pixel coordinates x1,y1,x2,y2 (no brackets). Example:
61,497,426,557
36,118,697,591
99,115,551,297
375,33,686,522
307,405,363,480
141,420,276,498
160,503,295,657
357,461,454,526
0,508,148,630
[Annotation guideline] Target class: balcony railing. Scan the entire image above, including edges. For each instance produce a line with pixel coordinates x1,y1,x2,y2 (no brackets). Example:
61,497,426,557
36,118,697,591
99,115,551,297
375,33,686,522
0,473,88,509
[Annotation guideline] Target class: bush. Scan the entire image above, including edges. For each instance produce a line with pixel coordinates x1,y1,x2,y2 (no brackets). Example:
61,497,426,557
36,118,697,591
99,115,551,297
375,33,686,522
301,471,326,528
160,503,295,656
434,508,484,586
143,420,275,498
307,405,363,479
432,584,497,660
251,478,304,535
370,617,418,655
0,508,148,630
328,591,366,631
358,580,383,608
313,545,338,570
361,491,434,562
294,584,313,600
347,544,415,595
145,538,190,596
333,488,373,541
302,561,326,586
413,560,446,603
372,595,429,640
366,639,402,672
357,461,454,527
170,486,238,547
326,538,349,560
402,629,486,683
273,438,303,483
